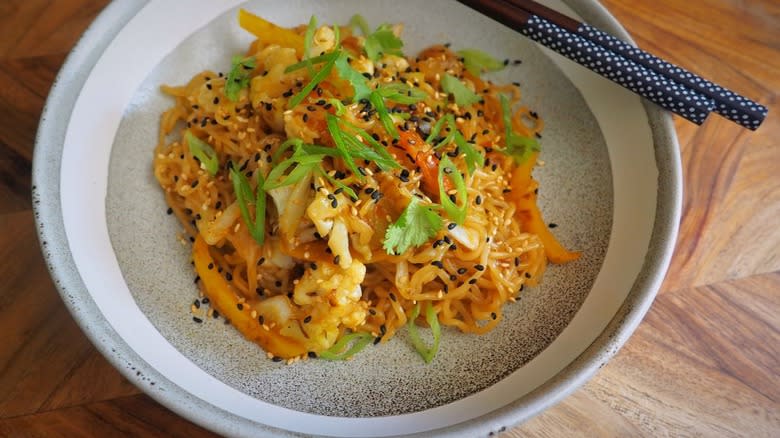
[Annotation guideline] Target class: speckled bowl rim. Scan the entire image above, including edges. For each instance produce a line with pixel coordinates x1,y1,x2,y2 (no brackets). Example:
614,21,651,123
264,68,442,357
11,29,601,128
32,0,681,437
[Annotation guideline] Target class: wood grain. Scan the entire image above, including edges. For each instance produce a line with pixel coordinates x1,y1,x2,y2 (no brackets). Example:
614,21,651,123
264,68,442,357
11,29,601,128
0,0,777,436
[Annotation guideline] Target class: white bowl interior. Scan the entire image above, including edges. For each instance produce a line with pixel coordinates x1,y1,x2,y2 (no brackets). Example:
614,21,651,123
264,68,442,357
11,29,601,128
57,0,656,436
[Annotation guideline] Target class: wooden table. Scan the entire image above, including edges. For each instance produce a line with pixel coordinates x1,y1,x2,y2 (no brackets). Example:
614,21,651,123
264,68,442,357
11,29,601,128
1,1,777,436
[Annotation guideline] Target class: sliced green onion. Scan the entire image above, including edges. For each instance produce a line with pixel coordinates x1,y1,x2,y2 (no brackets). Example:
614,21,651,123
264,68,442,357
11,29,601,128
425,114,450,144
457,49,505,76
369,91,398,139
284,53,333,73
376,83,427,104
185,131,219,176
453,132,484,174
325,114,361,177
318,332,374,360
499,94,540,164
320,169,358,200
303,15,318,74
225,55,257,102
407,302,441,364
230,167,265,245
338,118,400,171
440,73,481,107
327,98,347,116
287,51,338,108
348,14,370,36
438,156,468,225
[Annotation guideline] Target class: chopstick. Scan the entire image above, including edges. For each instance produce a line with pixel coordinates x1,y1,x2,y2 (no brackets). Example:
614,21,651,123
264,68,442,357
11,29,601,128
455,0,768,130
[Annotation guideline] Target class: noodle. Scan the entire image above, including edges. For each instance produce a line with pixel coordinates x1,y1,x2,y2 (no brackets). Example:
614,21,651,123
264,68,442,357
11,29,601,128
153,11,579,363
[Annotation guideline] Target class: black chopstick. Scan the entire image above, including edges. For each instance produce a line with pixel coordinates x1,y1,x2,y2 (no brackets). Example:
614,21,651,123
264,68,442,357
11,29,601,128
456,0,767,130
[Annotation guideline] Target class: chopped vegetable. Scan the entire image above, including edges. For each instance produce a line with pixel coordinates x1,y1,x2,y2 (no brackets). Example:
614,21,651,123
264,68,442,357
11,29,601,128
288,51,339,108
230,167,266,245
192,236,307,359
383,197,442,255
327,98,347,115
225,55,257,102
363,24,404,61
334,51,371,102
347,14,370,37
457,49,505,76
185,131,219,176
440,73,481,107
407,302,441,363
438,156,468,225
375,83,427,104
303,15,317,74
369,91,398,138
427,115,484,174
318,332,373,360
264,150,326,190
283,53,332,73
238,9,304,55
499,94,540,164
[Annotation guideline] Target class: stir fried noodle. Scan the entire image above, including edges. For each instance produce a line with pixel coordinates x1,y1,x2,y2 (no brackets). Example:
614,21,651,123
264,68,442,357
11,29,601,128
153,11,579,363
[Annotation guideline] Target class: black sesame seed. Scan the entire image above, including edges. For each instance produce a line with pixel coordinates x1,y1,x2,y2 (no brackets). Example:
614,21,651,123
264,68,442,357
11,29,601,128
194,299,201,309
308,351,317,358
333,255,341,265
258,315,264,324
256,287,265,296
457,268,467,275
202,297,210,304
272,356,282,362
468,278,477,284
514,257,520,267
525,272,532,278
491,312,497,320
303,315,312,323
193,316,203,323
389,293,397,302
447,223,457,230
225,272,233,281
548,223,558,228
236,303,243,311
475,195,482,205
166,207,173,215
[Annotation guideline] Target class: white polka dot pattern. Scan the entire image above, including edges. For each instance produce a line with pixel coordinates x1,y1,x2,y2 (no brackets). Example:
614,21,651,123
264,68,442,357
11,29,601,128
578,24,767,130
521,16,715,125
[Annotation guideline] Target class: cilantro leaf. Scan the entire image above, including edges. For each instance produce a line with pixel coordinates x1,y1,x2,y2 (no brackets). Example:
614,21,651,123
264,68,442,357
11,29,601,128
334,51,371,102
364,24,403,61
225,55,257,102
407,302,441,363
230,168,266,245
440,73,481,107
457,49,505,76
499,94,540,164
185,131,219,176
438,156,468,225
383,197,442,255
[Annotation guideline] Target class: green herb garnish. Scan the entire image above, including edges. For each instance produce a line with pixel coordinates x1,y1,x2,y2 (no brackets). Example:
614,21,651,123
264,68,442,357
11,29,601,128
369,90,398,139
383,196,443,255
407,302,441,363
230,168,266,245
440,73,481,107
438,156,468,225
303,15,318,74
334,51,371,102
499,94,540,164
375,83,428,104
347,14,371,37
287,51,339,108
457,49,505,76
185,131,219,176
364,24,404,61
318,332,374,360
225,55,257,102
426,115,484,174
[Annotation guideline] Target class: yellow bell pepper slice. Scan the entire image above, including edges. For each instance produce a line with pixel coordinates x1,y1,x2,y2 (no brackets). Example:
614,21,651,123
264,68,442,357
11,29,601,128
192,235,307,359
509,153,581,264
238,9,305,56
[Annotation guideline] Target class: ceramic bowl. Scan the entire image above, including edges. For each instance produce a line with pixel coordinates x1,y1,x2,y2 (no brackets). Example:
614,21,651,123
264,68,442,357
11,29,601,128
33,0,680,436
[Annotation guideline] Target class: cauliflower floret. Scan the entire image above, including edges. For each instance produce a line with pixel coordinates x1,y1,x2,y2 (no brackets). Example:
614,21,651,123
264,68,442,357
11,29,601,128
310,26,336,57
